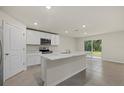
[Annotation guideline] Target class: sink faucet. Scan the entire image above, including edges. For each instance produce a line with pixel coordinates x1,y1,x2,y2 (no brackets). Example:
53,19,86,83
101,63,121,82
66,49,71,54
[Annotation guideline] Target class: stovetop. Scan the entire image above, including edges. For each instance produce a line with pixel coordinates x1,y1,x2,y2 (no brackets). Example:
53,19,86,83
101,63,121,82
41,51,53,54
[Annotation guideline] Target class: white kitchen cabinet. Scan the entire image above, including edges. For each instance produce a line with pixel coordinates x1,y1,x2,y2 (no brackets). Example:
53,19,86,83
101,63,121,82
26,29,60,45
45,33,51,39
40,31,47,39
51,34,56,45
27,54,41,66
26,30,48,44
26,30,41,45
51,34,60,46
55,35,60,45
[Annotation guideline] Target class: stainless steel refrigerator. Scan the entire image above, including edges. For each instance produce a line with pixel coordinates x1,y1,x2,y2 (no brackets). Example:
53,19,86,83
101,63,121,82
0,20,3,85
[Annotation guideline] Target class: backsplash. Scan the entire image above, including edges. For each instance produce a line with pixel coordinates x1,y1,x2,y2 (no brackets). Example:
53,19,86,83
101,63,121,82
26,45,58,53
26,45,40,53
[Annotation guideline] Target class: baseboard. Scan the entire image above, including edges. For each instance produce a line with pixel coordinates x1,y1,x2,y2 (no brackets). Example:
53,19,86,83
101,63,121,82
102,59,124,64
27,64,41,68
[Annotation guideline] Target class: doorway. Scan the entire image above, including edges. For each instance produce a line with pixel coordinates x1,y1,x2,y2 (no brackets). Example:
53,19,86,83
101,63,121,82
84,40,102,59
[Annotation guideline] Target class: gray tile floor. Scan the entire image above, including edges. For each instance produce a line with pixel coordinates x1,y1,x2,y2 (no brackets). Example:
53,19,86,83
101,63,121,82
4,58,124,86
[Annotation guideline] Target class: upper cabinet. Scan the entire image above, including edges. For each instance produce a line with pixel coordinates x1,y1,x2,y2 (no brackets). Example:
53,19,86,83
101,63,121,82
26,29,60,45
51,34,60,45
26,30,40,45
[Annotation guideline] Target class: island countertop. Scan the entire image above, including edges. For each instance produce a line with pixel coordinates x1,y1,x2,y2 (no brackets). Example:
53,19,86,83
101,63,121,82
40,51,86,85
40,51,86,60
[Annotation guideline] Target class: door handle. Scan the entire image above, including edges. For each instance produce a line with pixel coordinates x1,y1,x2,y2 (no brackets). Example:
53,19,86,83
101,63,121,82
5,53,9,56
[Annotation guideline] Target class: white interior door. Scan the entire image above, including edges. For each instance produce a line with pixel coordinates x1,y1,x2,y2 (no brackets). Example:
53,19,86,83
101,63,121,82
3,23,25,80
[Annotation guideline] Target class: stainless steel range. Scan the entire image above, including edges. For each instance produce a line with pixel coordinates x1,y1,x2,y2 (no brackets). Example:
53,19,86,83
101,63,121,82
39,47,53,54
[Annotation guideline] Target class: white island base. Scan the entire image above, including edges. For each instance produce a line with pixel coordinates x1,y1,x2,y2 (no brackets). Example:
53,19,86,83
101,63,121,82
41,52,86,86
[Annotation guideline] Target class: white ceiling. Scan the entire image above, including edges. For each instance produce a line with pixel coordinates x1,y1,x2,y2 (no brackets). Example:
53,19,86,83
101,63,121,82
0,6,124,37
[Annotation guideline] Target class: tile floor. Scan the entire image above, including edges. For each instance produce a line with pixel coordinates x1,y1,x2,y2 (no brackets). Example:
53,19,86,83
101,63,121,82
4,58,124,86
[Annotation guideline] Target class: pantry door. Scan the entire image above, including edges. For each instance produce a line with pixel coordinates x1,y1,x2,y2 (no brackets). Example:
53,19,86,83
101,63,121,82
3,22,26,80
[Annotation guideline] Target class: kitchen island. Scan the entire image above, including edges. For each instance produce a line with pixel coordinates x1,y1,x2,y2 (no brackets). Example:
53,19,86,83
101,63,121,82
41,52,86,86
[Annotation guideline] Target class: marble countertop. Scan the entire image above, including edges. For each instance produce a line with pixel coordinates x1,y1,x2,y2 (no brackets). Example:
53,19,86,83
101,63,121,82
40,51,86,60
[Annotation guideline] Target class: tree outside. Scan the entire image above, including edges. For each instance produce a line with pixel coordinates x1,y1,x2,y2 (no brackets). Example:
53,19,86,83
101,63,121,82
84,40,92,51
93,40,101,52
84,40,102,57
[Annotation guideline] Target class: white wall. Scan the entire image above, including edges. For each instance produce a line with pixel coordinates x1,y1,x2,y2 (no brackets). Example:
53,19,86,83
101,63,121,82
0,10,25,28
53,35,76,52
76,31,124,63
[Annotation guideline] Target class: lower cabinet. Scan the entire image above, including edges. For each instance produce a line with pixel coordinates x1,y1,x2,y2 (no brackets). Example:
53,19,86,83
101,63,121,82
27,54,41,66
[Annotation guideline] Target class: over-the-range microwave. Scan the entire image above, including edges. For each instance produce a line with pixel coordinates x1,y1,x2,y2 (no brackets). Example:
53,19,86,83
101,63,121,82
40,38,51,45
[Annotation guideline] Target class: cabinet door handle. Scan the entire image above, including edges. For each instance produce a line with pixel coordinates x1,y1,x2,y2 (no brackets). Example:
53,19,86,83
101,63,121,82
23,33,25,36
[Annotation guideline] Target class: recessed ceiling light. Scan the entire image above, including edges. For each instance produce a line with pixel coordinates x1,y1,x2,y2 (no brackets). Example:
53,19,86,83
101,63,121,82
34,22,38,25
82,25,86,28
65,30,69,34
46,6,51,9
84,32,87,35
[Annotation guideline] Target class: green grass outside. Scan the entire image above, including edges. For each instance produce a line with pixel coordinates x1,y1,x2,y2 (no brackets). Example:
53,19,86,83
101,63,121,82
92,51,102,57
88,51,102,57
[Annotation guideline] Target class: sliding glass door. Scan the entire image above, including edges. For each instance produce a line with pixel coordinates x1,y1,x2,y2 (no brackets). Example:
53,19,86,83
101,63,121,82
84,40,92,57
92,40,102,58
84,40,102,58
